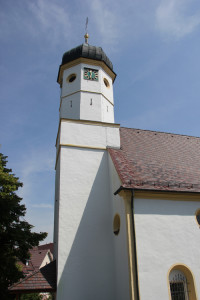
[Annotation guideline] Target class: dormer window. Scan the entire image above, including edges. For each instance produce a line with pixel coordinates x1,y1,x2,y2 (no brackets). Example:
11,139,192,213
26,260,30,266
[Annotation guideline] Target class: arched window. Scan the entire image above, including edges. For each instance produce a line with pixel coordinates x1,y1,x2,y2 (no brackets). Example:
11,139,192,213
169,269,188,300
168,265,197,300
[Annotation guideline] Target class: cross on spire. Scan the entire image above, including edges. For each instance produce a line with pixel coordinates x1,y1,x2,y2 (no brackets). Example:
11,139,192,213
84,17,89,44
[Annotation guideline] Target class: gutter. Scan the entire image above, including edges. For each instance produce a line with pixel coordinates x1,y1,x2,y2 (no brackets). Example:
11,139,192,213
130,189,140,300
114,186,140,300
114,185,200,195
114,186,132,195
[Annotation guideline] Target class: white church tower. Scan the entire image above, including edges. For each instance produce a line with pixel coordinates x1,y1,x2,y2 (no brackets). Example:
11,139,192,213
54,34,120,299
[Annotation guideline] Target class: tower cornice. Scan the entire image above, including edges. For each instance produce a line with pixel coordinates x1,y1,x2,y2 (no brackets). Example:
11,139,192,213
57,57,117,85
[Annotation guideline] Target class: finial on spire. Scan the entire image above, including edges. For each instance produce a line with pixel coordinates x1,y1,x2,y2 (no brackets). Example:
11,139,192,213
84,17,89,44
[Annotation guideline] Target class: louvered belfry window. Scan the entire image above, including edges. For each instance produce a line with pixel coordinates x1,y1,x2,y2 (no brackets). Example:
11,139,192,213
169,270,189,300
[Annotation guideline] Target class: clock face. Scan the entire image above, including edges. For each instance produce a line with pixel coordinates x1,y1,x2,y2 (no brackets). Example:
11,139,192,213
84,68,98,81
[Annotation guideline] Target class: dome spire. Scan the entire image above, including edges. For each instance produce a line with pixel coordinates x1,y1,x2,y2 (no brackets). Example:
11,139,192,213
84,17,89,44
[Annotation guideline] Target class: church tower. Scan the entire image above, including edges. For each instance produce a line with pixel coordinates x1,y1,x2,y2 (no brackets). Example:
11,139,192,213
54,35,120,299
57,36,116,123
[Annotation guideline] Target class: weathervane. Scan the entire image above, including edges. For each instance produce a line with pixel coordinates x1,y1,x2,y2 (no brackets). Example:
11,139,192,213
84,17,89,44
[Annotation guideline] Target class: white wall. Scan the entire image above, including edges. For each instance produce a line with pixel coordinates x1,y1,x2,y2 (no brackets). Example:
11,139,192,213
134,197,200,300
59,121,120,149
60,63,114,123
40,251,53,268
80,64,114,104
60,92,80,120
56,147,115,300
108,155,130,300
53,155,60,262
54,120,120,300
61,64,81,97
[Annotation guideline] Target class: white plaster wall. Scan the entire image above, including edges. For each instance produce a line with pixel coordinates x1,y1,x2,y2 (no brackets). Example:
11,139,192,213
53,155,60,262
62,65,81,97
60,121,120,149
80,65,114,122
60,93,80,120
108,155,130,300
60,92,114,123
60,63,114,122
62,63,114,103
134,197,200,300
80,92,102,121
101,96,114,123
40,251,52,268
80,93,114,123
100,70,113,104
56,147,115,300
80,64,114,104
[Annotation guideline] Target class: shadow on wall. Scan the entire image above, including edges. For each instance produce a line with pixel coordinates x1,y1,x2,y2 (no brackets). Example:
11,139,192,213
57,151,116,300
135,197,200,216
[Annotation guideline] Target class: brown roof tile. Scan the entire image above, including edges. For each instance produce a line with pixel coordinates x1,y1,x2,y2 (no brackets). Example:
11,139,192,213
29,248,49,268
17,261,35,276
38,243,54,255
17,243,53,276
9,260,56,293
109,127,200,193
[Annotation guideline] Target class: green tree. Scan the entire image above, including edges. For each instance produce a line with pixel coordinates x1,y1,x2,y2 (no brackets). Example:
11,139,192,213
20,293,53,300
20,293,43,300
0,153,47,299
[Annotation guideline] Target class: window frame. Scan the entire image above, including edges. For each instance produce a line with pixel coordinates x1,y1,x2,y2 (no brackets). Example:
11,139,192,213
168,264,197,300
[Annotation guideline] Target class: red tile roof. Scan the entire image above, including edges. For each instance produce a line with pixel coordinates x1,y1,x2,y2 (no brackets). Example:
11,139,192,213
9,260,56,293
17,243,53,276
109,127,200,193
38,243,54,255
17,261,35,277
29,248,49,268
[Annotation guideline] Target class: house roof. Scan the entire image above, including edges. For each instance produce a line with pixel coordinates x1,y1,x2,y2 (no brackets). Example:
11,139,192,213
9,260,56,293
18,243,53,276
29,248,50,268
109,127,200,193
38,242,54,255
18,262,35,277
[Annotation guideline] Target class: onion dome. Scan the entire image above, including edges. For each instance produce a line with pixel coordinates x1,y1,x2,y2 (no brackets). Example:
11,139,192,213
61,43,113,71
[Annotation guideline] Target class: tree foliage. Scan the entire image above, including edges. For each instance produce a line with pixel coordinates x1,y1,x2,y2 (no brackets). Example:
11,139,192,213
20,293,53,300
0,153,47,299
20,293,43,300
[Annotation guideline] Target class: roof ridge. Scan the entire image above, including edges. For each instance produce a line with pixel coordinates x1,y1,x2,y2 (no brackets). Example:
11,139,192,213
120,127,200,139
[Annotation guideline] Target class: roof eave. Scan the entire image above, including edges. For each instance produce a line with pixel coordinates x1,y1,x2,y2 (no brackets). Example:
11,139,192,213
114,185,200,196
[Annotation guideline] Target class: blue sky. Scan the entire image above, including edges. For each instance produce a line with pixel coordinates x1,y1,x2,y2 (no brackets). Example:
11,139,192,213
1,0,200,243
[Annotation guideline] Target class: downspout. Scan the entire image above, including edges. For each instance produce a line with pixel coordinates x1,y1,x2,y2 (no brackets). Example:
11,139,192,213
114,186,140,300
131,189,140,300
